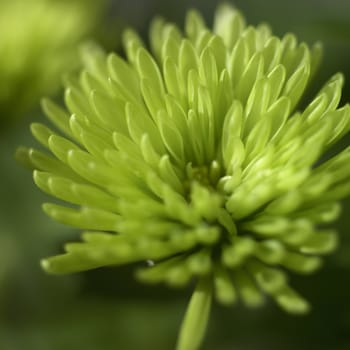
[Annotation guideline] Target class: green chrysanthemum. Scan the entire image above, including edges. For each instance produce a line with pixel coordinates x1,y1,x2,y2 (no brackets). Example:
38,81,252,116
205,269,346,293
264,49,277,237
0,0,102,126
19,4,350,350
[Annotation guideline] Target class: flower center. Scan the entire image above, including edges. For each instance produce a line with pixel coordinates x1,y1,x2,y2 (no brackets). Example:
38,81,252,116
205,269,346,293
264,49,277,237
180,160,237,259
185,160,223,192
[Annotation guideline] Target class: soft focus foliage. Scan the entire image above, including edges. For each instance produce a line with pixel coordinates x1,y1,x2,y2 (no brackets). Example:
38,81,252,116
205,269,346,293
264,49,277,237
0,0,102,126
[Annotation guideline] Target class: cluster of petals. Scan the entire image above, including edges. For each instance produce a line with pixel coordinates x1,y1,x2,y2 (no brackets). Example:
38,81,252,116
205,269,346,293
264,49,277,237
19,4,350,349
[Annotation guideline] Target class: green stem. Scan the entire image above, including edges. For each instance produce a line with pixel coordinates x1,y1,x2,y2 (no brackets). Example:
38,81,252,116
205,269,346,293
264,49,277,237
176,276,213,350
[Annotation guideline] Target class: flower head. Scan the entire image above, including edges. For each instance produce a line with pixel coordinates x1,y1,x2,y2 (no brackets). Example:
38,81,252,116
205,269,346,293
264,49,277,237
0,0,101,126
19,4,350,349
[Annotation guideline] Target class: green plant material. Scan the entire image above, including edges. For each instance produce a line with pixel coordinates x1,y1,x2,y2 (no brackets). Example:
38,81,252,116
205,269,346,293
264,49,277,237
0,0,103,127
18,4,350,349
176,277,212,350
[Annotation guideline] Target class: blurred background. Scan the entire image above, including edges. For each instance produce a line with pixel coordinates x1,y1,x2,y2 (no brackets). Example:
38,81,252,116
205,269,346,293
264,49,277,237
1,0,350,349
